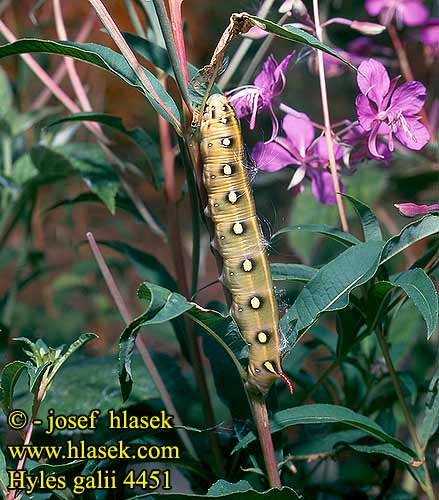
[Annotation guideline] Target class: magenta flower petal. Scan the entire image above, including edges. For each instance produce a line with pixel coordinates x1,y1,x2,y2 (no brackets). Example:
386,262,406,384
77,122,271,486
394,118,430,150
401,0,429,26
357,59,389,106
315,136,344,164
281,113,315,157
252,141,296,172
356,94,377,131
395,202,439,217
309,170,343,205
390,81,427,115
365,0,388,16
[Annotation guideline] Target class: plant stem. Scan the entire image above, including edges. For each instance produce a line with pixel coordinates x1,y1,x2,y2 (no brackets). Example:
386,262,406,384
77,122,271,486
218,0,276,89
151,0,191,110
375,325,436,500
87,0,181,133
312,0,349,232
124,0,146,37
158,95,224,474
86,232,198,460
251,395,282,488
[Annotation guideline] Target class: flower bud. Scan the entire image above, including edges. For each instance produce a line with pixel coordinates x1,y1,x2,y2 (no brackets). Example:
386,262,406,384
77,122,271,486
350,21,386,35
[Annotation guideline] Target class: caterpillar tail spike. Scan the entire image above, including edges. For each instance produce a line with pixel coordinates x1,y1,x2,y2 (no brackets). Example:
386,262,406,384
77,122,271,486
199,93,293,398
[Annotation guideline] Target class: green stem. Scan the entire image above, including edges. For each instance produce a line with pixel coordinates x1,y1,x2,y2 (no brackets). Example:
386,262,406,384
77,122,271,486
178,137,201,296
1,134,12,210
124,0,146,37
375,325,436,500
250,394,282,488
151,0,191,112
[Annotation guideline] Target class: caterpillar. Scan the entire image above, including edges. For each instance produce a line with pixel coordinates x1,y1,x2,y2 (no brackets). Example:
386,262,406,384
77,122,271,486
199,93,293,397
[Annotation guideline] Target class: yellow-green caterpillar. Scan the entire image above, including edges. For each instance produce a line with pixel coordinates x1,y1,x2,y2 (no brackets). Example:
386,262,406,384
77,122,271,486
199,93,292,397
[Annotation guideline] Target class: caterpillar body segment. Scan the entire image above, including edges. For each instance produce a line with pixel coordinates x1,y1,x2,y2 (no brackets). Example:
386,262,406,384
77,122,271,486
199,93,292,397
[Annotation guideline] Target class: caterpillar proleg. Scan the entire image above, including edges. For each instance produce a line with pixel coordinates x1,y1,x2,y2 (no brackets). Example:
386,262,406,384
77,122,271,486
199,93,293,397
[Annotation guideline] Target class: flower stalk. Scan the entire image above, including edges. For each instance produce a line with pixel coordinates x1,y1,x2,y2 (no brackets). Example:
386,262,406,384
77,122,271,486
312,0,349,232
375,325,436,500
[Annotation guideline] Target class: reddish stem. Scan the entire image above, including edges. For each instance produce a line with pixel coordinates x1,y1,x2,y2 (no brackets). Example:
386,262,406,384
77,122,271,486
312,0,349,232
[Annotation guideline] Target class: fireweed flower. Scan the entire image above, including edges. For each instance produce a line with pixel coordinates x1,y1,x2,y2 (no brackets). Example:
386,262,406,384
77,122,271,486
227,52,295,141
355,58,429,159
343,123,392,164
395,202,439,217
252,111,344,205
365,0,429,27
418,19,439,59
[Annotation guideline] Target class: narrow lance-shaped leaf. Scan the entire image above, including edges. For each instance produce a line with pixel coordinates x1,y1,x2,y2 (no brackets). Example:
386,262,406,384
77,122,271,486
0,39,181,128
249,15,357,70
281,241,384,345
119,282,246,400
343,193,383,242
272,224,360,247
48,112,164,189
388,269,438,339
420,366,439,450
381,214,439,264
270,263,317,283
0,360,26,413
232,404,418,465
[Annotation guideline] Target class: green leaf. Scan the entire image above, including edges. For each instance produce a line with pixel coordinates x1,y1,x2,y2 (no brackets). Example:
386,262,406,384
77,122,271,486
0,67,12,120
389,269,438,339
0,360,26,413
97,241,176,291
343,194,383,241
127,480,301,498
233,404,417,464
273,224,360,247
47,333,97,385
120,31,171,73
381,214,439,264
420,366,439,450
0,39,181,127
249,16,356,71
31,144,119,213
346,442,417,466
0,446,8,497
32,353,159,421
119,283,245,400
280,241,384,344
48,112,163,189
270,263,317,283
11,154,38,185
291,429,366,458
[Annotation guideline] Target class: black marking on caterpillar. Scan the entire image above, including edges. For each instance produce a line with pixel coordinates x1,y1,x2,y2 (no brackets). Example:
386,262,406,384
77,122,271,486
199,93,293,397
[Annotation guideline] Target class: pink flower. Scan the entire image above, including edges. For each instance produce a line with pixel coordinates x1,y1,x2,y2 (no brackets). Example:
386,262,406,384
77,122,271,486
395,202,439,217
227,52,295,141
355,59,429,159
419,19,439,58
365,0,429,27
251,111,344,205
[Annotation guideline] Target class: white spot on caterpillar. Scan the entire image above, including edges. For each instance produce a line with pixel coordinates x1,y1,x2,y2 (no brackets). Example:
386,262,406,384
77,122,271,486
228,192,238,204
223,164,232,175
258,332,268,343
250,297,261,309
214,203,219,208
219,117,228,124
233,222,243,234
238,307,243,312
208,142,213,147
211,175,216,179
242,259,252,272
263,361,277,374
221,138,231,147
